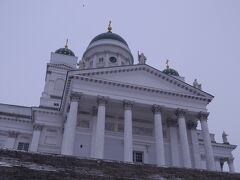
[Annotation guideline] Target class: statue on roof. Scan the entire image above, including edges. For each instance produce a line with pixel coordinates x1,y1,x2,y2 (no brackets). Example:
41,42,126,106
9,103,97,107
222,131,229,144
108,21,112,32
78,59,86,69
138,51,147,64
193,79,202,90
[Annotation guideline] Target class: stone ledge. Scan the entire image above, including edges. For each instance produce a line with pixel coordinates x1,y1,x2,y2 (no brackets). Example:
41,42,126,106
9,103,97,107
0,149,239,180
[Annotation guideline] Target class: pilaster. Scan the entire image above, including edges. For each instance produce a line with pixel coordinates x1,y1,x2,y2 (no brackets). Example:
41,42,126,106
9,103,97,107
29,124,43,152
5,131,18,149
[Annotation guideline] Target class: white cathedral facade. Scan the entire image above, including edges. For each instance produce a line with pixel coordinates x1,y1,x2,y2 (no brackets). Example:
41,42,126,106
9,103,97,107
0,23,236,172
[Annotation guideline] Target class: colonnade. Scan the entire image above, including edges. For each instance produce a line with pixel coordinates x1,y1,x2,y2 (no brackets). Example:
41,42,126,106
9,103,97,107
3,93,235,172
59,94,220,171
2,93,235,172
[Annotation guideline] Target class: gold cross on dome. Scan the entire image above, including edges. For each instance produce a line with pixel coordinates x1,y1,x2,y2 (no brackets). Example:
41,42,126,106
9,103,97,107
65,39,68,48
166,59,170,69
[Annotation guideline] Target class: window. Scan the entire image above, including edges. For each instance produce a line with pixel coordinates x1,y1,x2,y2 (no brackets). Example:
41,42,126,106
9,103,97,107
53,103,59,106
109,56,117,63
17,142,29,151
133,151,144,163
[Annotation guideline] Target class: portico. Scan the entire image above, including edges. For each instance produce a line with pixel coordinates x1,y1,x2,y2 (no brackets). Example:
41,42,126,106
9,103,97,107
60,92,216,169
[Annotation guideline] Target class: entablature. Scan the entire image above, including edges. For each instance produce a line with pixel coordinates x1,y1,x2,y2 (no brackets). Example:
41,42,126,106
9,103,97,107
32,107,63,128
66,78,208,113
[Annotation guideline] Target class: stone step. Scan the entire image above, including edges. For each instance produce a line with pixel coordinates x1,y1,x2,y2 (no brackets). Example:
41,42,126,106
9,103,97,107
0,149,239,180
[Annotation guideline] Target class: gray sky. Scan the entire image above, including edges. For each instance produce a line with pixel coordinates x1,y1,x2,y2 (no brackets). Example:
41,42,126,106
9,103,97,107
0,0,239,171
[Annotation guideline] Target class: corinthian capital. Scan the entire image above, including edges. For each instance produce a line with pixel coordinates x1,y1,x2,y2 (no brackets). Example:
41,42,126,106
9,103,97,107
176,109,186,118
123,100,133,110
187,120,198,129
198,112,209,121
70,91,82,102
33,124,44,131
97,96,107,105
152,104,162,113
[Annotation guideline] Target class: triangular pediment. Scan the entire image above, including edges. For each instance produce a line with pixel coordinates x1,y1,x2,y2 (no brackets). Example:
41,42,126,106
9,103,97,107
69,64,213,100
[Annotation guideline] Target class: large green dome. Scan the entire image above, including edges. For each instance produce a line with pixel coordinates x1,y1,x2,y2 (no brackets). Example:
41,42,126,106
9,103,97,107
89,32,129,47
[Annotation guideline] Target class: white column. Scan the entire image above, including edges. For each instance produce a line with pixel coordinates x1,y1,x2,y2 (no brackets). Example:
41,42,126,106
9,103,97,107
5,131,18,149
228,159,235,173
177,110,191,168
215,158,221,171
29,124,43,152
168,119,180,167
90,106,98,158
152,105,165,166
188,120,202,169
220,159,224,172
94,96,107,159
61,94,80,155
123,101,133,162
199,112,216,171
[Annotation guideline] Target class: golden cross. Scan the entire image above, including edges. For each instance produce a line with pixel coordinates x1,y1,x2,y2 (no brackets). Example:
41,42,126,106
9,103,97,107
166,59,169,69
65,38,68,48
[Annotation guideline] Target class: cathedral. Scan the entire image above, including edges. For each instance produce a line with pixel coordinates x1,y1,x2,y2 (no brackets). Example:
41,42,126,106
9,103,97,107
0,22,236,172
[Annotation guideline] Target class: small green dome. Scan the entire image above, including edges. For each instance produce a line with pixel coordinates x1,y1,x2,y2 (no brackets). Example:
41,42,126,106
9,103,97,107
162,68,179,76
55,47,75,56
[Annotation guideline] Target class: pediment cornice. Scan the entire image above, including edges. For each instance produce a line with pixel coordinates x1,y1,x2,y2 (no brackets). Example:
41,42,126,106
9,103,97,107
60,64,213,112
68,64,213,100
70,75,211,103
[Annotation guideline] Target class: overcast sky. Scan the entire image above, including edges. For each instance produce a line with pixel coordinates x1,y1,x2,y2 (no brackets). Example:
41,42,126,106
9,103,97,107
0,0,239,171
